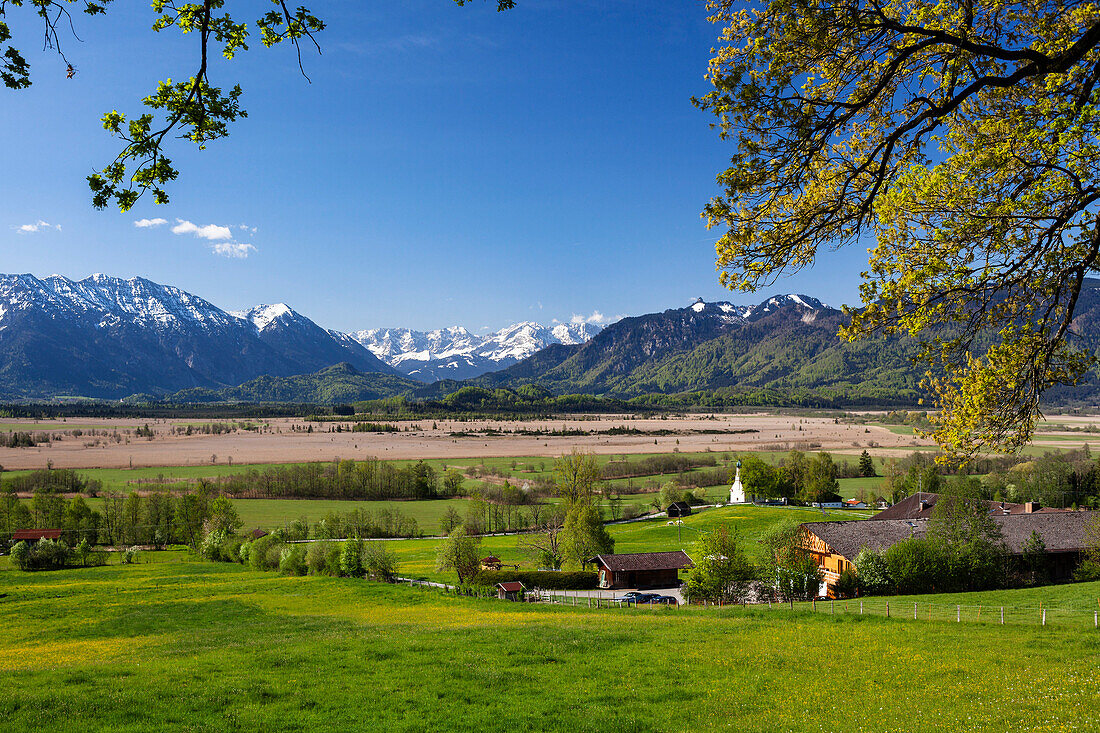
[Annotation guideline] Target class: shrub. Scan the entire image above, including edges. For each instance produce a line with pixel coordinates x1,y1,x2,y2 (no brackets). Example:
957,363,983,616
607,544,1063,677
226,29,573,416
279,545,307,576
10,540,29,570
474,570,598,590
306,542,331,575
854,548,892,595
364,542,399,581
834,568,860,598
339,538,364,578
884,538,945,594
249,534,277,571
121,546,140,564
201,530,228,561
238,541,252,565
264,542,285,570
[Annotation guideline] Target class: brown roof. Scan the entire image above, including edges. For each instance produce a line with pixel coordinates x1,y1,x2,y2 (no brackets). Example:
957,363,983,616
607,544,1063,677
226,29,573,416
249,528,269,540
589,551,695,572
802,511,1100,560
872,493,1069,521
481,555,501,563
13,528,63,541
496,582,525,592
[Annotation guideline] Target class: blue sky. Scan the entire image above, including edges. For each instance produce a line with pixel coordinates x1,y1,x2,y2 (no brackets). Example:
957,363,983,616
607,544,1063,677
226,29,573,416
0,0,868,332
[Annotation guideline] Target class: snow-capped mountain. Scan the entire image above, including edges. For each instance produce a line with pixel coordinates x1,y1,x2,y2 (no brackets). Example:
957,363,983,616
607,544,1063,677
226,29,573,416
0,274,395,399
350,321,603,382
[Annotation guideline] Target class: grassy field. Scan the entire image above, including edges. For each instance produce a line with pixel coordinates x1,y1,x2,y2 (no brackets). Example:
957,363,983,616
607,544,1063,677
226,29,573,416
379,504,870,583
1,555,1097,731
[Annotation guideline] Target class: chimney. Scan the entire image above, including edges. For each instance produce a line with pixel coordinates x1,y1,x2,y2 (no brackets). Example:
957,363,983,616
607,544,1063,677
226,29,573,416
1024,501,1041,514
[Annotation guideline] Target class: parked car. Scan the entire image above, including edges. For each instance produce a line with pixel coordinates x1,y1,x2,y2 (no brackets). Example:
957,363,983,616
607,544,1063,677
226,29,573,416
650,595,678,605
633,593,663,604
612,591,648,604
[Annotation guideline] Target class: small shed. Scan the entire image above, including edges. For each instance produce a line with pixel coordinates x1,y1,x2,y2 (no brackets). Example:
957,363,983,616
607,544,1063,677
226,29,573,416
12,529,63,542
843,499,867,509
496,581,525,601
589,551,695,590
481,555,503,571
249,528,269,540
666,501,693,518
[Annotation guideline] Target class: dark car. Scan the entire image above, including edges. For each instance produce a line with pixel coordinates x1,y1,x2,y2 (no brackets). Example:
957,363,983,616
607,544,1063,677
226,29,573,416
650,595,678,605
633,593,663,604
613,591,648,604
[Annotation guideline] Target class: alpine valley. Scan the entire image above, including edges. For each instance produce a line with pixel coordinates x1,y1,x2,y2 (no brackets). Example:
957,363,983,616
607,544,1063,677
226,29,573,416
4,273,1100,406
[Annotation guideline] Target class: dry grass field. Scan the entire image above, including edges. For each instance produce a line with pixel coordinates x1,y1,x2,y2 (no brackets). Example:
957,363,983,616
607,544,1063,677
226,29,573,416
0,413,929,470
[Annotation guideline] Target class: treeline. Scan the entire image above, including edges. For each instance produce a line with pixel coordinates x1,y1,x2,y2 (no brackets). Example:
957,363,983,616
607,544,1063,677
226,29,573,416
869,447,1100,509
209,459,447,500
2,486,221,548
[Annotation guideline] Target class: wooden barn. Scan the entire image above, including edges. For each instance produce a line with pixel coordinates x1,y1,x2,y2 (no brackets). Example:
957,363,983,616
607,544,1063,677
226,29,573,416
12,529,63,542
666,501,693,518
496,581,525,601
589,551,695,590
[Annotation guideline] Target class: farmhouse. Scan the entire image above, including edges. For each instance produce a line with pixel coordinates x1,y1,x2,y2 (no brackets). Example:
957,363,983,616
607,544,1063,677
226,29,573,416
480,555,503,571
872,492,1067,521
12,528,63,542
589,551,695,590
801,510,1100,596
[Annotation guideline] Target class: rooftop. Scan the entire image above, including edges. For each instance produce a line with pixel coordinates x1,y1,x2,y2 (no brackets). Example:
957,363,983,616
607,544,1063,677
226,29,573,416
802,511,1100,560
589,551,695,572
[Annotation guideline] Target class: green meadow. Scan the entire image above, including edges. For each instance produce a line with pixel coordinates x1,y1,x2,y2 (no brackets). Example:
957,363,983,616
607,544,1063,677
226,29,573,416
2,554,1098,732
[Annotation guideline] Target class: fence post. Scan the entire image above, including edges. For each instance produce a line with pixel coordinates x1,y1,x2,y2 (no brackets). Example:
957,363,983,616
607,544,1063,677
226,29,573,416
831,599,834,614
1001,607,1004,625
1094,611,1097,628
789,598,793,610
957,605,960,623
813,598,816,612
886,601,890,618
914,602,917,620
1043,608,1046,627
860,601,863,615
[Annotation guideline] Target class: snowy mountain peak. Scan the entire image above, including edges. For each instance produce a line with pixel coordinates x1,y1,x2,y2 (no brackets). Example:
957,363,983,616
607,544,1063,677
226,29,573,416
350,319,603,382
232,303,295,332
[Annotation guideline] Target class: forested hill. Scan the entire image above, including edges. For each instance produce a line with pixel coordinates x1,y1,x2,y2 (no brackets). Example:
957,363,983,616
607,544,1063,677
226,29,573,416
410,288,1100,407
154,363,421,404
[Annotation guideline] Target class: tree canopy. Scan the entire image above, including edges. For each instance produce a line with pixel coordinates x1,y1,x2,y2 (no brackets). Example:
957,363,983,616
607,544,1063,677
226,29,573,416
697,0,1100,458
1,0,513,211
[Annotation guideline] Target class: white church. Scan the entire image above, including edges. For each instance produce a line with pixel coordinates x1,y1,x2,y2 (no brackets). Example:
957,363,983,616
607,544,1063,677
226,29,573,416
729,460,749,504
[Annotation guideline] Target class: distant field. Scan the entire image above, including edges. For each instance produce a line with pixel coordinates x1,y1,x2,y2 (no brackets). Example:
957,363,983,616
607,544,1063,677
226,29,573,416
1,555,1097,731
385,504,870,583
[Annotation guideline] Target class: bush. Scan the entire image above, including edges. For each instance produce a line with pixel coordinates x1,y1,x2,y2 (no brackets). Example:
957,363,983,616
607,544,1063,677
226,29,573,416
474,570,598,590
339,538,364,578
834,568,860,598
121,546,140,564
279,545,307,576
238,541,252,565
249,534,277,571
201,530,228,561
884,538,946,594
10,540,29,570
854,548,892,595
306,541,331,575
363,541,399,581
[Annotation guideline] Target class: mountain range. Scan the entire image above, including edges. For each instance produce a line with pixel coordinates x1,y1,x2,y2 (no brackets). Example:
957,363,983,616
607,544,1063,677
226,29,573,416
5,273,1100,406
349,321,602,382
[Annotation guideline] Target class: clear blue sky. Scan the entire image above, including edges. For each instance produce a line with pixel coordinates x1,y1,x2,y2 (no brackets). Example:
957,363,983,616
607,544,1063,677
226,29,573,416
0,0,867,332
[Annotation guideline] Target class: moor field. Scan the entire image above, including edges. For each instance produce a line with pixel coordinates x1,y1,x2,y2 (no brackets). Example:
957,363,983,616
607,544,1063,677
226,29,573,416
2,554,1098,732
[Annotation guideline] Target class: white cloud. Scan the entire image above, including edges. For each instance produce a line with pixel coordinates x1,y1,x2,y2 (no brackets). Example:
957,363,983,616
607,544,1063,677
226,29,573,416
570,311,624,326
133,218,168,228
171,219,233,240
210,242,257,259
13,220,61,234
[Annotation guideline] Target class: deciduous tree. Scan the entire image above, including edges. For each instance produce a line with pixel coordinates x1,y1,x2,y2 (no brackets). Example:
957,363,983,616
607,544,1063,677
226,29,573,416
698,0,1100,457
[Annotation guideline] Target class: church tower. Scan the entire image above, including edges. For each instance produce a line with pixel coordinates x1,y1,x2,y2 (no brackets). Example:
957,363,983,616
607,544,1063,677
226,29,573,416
729,460,747,504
